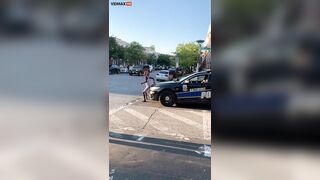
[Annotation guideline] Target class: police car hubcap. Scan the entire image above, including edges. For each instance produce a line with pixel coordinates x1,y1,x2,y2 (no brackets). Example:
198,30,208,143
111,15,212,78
165,96,170,101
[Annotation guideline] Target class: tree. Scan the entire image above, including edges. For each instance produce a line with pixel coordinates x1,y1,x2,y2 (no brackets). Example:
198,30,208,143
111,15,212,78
149,45,156,52
157,54,172,66
124,41,147,65
109,36,125,60
176,43,199,68
147,53,157,65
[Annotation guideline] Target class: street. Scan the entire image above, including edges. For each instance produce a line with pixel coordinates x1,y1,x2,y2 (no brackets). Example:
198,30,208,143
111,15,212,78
109,72,211,180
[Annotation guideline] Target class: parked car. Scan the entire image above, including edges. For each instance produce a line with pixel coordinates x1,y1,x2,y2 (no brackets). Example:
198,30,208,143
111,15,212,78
168,68,177,78
155,66,162,70
109,64,120,74
129,65,144,76
156,70,174,81
143,64,150,71
120,65,128,73
150,70,211,106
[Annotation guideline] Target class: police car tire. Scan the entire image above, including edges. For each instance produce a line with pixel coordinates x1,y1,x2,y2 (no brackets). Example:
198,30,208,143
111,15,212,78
160,91,176,107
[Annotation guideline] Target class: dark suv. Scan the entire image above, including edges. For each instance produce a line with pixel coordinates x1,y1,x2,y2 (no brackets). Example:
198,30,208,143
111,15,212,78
109,64,120,74
129,65,144,76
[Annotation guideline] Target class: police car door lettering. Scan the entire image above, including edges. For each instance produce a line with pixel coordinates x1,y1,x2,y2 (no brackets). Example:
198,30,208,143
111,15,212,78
201,91,211,99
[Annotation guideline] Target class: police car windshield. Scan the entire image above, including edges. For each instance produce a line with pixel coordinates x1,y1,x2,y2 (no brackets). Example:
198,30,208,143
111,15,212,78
178,73,195,83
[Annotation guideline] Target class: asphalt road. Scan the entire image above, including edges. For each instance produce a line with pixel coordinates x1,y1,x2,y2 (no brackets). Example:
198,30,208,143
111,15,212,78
109,71,157,110
109,72,211,180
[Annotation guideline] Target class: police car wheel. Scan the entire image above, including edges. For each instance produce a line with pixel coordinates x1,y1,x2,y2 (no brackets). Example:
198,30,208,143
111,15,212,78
160,91,175,107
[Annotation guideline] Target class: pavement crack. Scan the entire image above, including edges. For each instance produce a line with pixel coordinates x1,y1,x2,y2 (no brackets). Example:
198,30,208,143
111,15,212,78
141,108,158,130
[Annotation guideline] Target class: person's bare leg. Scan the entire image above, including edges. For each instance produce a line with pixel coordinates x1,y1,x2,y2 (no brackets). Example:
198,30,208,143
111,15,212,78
143,92,146,102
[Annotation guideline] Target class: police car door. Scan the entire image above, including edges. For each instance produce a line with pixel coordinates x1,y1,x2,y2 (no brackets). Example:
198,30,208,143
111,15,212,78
180,74,210,101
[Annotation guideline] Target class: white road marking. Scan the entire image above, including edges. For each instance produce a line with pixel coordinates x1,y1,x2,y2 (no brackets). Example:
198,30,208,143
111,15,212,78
109,105,126,116
123,108,191,140
202,110,211,141
186,110,203,117
118,127,135,131
137,136,144,141
204,145,211,157
110,114,125,124
124,108,168,132
158,109,202,130
109,98,140,115
124,108,148,122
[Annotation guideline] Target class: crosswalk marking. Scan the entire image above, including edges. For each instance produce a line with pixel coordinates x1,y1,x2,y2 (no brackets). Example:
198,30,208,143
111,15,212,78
110,114,125,124
124,108,149,122
123,108,169,132
111,107,209,141
186,110,204,117
109,98,141,115
158,109,202,130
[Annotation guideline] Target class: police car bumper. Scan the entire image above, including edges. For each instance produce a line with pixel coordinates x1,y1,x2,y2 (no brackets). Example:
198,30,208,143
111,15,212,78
150,91,159,100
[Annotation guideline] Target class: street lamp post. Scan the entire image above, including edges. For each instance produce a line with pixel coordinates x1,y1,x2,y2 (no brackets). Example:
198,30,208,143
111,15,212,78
195,40,204,72
172,52,179,68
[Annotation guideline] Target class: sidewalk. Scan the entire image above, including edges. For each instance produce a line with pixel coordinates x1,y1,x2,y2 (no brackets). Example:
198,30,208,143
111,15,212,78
109,99,211,180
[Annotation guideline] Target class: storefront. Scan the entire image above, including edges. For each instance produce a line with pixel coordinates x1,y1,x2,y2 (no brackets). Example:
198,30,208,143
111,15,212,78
201,24,211,70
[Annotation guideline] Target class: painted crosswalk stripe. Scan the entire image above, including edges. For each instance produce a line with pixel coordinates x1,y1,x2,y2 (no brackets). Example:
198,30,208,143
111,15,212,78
124,108,149,122
123,108,169,132
123,108,190,140
158,109,202,130
110,114,125,124
186,110,204,117
109,98,140,115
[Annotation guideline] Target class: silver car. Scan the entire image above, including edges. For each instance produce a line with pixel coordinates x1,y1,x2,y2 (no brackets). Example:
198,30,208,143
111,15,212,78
156,70,173,81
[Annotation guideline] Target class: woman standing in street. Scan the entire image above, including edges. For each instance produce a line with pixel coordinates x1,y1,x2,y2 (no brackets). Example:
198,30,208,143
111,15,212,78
141,68,155,102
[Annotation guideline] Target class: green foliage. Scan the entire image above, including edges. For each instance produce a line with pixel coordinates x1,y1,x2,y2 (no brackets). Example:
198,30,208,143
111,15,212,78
157,54,172,66
147,53,157,65
149,45,156,52
109,36,125,60
176,43,199,68
124,41,147,65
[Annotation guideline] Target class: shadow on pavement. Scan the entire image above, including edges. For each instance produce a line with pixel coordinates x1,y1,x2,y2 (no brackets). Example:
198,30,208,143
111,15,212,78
109,132,211,159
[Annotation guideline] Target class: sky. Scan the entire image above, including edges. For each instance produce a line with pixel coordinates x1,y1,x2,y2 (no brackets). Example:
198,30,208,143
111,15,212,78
109,0,211,55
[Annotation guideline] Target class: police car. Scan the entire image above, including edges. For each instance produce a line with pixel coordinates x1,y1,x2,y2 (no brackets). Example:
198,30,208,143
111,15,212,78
150,70,211,106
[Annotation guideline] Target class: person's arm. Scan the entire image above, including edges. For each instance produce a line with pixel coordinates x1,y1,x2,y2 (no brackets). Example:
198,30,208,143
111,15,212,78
149,77,156,85
141,77,148,84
